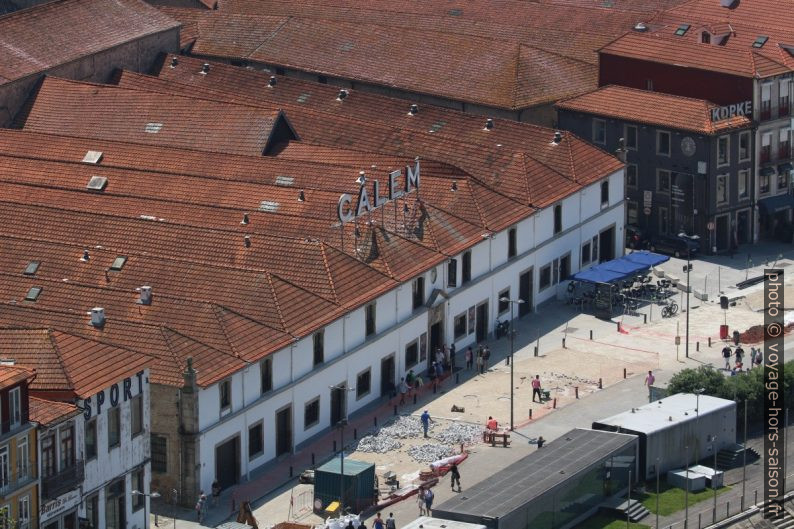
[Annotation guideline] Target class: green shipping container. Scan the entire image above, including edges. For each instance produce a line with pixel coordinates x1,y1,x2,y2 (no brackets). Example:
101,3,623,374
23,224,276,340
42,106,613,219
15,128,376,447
314,458,376,514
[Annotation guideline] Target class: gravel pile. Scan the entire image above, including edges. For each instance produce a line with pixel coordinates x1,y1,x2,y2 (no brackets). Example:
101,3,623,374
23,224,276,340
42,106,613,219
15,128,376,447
407,443,456,463
380,415,428,439
353,434,402,454
434,422,483,445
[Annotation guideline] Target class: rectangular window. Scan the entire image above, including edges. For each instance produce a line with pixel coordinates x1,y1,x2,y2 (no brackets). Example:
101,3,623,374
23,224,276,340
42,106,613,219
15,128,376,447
560,254,571,281
645,78,654,91
498,288,510,315
624,125,637,150
16,437,29,480
780,128,790,160
627,200,639,225
592,119,606,145
108,406,120,449
539,264,552,291
313,331,324,366
60,425,75,469
261,358,273,394
762,132,773,163
86,494,99,529
132,468,145,510
739,131,751,161
657,131,671,156
760,172,771,194
657,169,671,193
626,164,638,188
592,236,599,262
658,207,669,234
447,258,457,287
553,204,562,234
507,228,517,259
461,251,472,284
738,170,749,199
761,83,772,120
717,136,729,166
701,32,711,44
716,174,729,205
18,495,30,528
356,369,371,400
778,171,789,192
249,422,264,457
405,340,418,369
219,380,231,412
552,258,560,285
41,435,55,477
365,303,376,337
85,419,97,460
600,180,609,206
304,398,320,429
453,313,467,340
581,242,591,266
781,79,790,117
151,434,167,473
412,276,425,310
9,387,20,427
131,395,143,437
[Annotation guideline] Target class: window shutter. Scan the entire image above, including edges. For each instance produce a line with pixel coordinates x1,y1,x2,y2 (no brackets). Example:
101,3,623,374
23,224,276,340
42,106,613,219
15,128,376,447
762,83,772,101
781,128,790,142
762,133,772,147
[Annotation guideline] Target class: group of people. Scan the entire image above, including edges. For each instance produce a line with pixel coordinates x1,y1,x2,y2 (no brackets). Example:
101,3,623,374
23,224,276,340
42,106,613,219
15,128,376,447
463,344,492,374
721,344,763,374
369,512,397,529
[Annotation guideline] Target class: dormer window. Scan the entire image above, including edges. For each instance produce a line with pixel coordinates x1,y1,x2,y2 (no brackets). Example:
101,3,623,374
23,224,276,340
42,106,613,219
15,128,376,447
752,36,769,48
701,32,711,44
674,24,690,37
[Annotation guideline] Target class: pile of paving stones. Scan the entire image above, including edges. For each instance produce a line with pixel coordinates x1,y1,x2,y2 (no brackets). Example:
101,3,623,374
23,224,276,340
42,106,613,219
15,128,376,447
434,422,482,445
354,434,402,454
407,443,456,464
380,415,429,439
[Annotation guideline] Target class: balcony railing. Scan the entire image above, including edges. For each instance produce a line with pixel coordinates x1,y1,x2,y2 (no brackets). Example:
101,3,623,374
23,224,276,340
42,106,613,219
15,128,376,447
0,459,36,496
41,459,84,500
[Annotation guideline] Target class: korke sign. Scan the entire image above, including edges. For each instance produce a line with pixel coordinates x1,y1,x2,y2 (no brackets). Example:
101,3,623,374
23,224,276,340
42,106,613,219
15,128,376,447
338,158,420,224
710,100,752,122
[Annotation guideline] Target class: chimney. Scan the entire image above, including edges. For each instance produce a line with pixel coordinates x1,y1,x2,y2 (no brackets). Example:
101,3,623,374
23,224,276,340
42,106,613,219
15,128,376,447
81,249,90,261
201,63,210,74
634,22,648,32
137,286,152,305
485,118,494,130
553,131,562,144
244,235,251,247
409,104,419,115
298,190,306,201
89,307,105,328
170,56,179,68
337,89,348,101
268,76,277,87
241,213,250,225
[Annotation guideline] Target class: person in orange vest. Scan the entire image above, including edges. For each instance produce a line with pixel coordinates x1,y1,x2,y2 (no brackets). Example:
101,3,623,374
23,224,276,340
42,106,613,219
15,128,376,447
486,416,498,430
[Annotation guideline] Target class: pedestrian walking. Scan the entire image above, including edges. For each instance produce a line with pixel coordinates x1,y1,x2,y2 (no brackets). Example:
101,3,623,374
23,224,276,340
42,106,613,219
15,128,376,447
449,462,461,492
476,348,484,374
644,370,655,399
374,513,385,529
531,375,542,402
399,377,408,405
721,345,732,370
196,491,207,522
465,347,473,370
416,487,426,516
406,369,415,391
211,479,221,507
750,347,757,368
450,343,456,370
755,349,763,367
735,344,744,363
435,348,445,368
386,513,396,529
429,362,437,387
483,346,491,371
421,410,431,438
537,436,545,448
347,520,355,529
424,487,435,514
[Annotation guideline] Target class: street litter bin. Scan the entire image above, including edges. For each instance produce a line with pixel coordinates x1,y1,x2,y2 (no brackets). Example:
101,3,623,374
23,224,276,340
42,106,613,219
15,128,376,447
719,325,729,340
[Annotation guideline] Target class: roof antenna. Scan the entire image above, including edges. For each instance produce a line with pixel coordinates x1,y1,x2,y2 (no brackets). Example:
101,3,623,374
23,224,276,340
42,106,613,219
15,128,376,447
170,56,179,68
409,104,419,116
201,63,210,74
268,76,277,87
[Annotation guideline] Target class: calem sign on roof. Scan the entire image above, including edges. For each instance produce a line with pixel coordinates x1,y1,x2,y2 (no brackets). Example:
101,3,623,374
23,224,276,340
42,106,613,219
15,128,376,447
710,100,752,122
338,157,420,224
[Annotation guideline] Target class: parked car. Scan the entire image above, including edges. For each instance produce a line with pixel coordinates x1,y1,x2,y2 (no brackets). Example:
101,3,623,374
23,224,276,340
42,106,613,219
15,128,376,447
647,234,700,258
625,225,647,250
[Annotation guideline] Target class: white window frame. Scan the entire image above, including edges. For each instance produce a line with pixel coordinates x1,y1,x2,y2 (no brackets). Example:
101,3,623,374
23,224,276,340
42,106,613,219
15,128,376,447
626,164,638,189
656,130,671,156
592,118,606,145
18,494,30,529
624,124,638,150
9,387,20,428
16,436,29,480
657,169,671,193
738,169,749,200
716,174,729,205
738,131,751,162
717,135,730,166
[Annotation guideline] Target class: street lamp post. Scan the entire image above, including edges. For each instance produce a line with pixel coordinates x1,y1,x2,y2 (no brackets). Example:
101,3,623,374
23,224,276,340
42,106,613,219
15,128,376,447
330,383,355,515
677,235,693,359
171,489,178,529
655,458,661,529
132,489,161,527
712,435,718,522
499,297,525,431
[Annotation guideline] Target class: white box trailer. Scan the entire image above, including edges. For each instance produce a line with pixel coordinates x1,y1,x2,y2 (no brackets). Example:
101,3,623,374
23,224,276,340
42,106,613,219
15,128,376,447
400,517,487,529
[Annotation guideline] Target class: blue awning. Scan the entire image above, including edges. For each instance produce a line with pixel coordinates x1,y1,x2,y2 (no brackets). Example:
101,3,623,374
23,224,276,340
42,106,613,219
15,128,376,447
572,251,668,284
779,162,793,173
759,193,794,214
760,166,776,177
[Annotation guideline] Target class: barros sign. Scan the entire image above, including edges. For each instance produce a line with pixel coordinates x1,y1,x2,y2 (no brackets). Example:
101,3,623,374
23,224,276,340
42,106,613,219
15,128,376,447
710,100,752,122
338,158,420,224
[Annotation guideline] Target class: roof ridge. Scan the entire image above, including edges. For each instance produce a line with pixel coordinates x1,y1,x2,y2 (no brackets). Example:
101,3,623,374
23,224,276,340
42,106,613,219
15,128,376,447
210,304,242,359
44,328,76,394
565,136,578,184
263,273,288,332
317,242,341,305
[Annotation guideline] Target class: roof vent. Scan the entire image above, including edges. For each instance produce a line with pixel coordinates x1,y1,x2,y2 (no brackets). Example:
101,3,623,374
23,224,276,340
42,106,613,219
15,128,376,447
451,180,458,192
171,56,179,68
82,150,103,164
553,131,563,144
259,200,279,212
201,63,210,74
86,176,108,192
137,286,152,305
337,89,348,101
241,213,250,225
409,104,419,115
89,307,105,328
244,235,251,247
484,118,494,130
275,175,294,186
144,123,163,134
356,171,366,186
81,249,90,262
268,76,277,87
298,190,306,201
720,0,737,7
634,22,648,32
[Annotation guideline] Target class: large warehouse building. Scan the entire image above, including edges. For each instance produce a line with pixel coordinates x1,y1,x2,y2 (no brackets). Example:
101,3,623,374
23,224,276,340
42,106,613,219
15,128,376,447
0,55,624,504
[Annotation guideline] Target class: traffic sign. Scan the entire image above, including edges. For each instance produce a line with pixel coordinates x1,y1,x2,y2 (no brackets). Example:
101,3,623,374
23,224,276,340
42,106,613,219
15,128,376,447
707,221,716,231
643,207,651,215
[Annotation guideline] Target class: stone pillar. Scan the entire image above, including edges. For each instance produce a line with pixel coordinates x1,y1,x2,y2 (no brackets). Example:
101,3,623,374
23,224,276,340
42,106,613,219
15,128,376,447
179,357,200,507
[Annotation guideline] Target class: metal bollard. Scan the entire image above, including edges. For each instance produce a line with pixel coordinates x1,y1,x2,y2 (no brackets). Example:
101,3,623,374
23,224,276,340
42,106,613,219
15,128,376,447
708,336,712,347
529,408,532,420
534,346,538,357
623,367,627,379
290,466,293,477
696,341,700,352
393,405,398,416
456,373,460,384
374,416,378,427
506,356,510,366
698,513,701,529
312,453,315,465
575,387,579,399
333,440,337,451
590,330,593,340
552,398,557,409
353,428,357,440
643,313,647,324
413,394,417,405
726,501,729,517
562,338,566,349
598,378,602,389
433,383,437,394
754,490,758,505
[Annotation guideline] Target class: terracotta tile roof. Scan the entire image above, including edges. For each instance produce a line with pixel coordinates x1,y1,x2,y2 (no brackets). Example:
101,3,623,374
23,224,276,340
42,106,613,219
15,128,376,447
557,85,751,134
0,0,180,85
22,77,295,156
0,327,151,397
663,0,794,34
28,396,79,426
0,365,35,390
